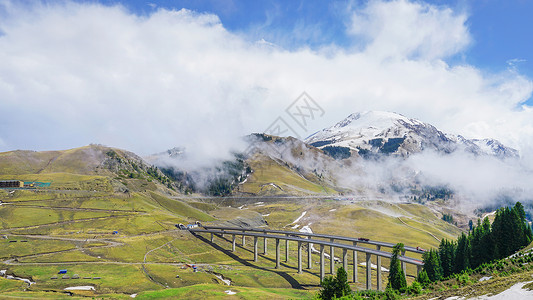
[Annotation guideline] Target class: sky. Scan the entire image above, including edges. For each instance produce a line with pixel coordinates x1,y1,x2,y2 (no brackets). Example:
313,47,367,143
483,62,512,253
1,0,533,163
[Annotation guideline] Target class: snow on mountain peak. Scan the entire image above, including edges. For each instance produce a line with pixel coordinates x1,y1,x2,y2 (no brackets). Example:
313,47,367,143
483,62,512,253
306,111,427,153
306,111,518,159
333,111,419,130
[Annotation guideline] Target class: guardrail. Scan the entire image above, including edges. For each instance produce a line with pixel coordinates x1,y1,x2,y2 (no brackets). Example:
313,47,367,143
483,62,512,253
201,225,426,254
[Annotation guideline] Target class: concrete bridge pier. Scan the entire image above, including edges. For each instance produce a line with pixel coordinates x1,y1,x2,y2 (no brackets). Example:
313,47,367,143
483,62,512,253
376,246,382,291
242,231,246,246
254,236,258,262
342,248,348,272
330,238,335,274
192,227,425,292
320,244,325,282
307,237,312,269
366,253,372,290
353,241,358,283
275,238,280,269
297,241,303,274
285,234,289,262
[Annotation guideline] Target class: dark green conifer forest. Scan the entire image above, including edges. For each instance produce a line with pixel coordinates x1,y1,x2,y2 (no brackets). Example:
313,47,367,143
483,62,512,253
422,202,533,282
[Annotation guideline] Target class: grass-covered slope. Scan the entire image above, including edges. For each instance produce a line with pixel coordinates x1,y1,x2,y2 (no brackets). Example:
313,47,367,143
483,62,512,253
238,135,342,196
0,145,467,299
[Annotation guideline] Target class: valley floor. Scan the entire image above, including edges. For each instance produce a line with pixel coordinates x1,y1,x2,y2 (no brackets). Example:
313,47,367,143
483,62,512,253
0,186,464,299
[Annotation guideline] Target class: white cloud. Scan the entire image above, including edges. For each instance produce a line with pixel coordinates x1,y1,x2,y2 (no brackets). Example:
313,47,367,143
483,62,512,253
0,0,532,168
348,0,471,60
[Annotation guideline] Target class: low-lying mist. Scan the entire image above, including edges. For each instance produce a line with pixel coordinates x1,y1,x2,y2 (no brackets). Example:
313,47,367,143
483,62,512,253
335,149,533,215
148,133,533,217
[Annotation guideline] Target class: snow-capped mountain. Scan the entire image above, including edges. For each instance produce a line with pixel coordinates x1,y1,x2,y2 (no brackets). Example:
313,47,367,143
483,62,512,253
306,111,518,159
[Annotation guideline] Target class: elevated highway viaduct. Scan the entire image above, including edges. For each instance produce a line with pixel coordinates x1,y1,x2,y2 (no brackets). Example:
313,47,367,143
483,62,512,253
188,225,424,291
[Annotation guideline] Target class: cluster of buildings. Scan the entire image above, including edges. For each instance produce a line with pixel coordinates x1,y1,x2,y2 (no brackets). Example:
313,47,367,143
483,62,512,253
0,180,51,189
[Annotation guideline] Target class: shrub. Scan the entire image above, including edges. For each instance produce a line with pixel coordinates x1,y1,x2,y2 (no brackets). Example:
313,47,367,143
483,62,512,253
384,287,399,300
406,281,422,295
455,273,473,286
416,270,431,288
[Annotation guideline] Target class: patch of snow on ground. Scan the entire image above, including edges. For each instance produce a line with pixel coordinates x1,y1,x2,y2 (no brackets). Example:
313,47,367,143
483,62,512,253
291,224,300,229
479,276,492,282
262,213,270,217
64,286,95,291
299,224,341,262
508,248,533,259
482,211,497,219
130,294,137,298
292,211,307,224
474,281,533,299
238,205,245,210
299,225,312,234
359,262,389,272
225,290,237,295
9,275,35,285
254,202,264,205
215,274,231,286
1,270,35,286
329,209,337,212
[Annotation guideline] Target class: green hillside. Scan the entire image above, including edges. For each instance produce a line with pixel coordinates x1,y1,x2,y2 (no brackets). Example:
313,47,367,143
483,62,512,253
0,145,468,299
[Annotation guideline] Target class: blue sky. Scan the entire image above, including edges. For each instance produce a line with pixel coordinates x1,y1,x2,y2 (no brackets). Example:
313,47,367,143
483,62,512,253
86,0,533,92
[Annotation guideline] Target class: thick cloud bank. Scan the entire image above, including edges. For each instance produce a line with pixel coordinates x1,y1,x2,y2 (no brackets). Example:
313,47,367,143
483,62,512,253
1,0,533,188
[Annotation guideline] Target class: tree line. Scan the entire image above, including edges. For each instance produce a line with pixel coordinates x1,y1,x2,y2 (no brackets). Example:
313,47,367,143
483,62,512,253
422,202,533,282
317,202,532,299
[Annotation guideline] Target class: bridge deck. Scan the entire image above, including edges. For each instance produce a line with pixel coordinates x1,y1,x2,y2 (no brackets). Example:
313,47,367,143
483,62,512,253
201,225,425,254
190,228,423,265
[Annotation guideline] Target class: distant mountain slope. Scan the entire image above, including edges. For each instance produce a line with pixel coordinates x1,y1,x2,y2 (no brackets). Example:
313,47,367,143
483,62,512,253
306,111,518,159
238,134,341,196
149,134,342,196
0,144,176,193
0,145,136,176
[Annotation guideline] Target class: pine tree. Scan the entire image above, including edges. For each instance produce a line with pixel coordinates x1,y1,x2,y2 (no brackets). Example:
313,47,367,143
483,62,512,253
388,243,407,291
439,239,456,278
454,232,470,273
335,267,351,297
512,202,528,249
319,276,336,300
526,223,533,244
514,202,526,220
319,267,351,299
423,249,442,282
491,204,530,259
479,217,495,264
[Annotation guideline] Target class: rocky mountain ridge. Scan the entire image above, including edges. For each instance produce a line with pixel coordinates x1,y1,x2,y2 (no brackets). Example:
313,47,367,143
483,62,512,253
306,111,518,159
